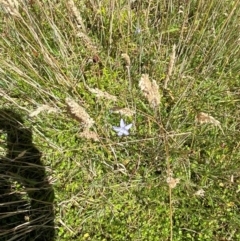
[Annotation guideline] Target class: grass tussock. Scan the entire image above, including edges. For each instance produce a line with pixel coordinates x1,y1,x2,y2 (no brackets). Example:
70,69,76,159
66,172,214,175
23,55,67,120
1,0,240,240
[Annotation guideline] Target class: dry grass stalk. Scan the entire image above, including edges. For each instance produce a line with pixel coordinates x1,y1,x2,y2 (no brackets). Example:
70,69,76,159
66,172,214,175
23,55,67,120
164,44,176,89
0,88,7,97
139,74,160,108
0,88,29,112
121,53,131,67
29,104,58,117
67,0,86,33
88,87,117,101
121,53,132,90
65,97,94,129
88,0,98,13
79,129,99,142
0,0,20,17
13,150,27,160
110,107,135,117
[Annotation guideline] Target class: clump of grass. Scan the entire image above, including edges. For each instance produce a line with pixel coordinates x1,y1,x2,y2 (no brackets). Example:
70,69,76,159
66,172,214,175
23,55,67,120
1,0,240,240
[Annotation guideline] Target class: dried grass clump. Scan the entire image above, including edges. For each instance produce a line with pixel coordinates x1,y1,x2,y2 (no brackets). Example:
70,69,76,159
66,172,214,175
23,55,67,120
88,87,117,101
65,98,94,129
139,74,161,108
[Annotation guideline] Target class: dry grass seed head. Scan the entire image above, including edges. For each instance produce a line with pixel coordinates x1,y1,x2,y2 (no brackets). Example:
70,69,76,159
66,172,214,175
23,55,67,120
166,177,180,189
0,0,20,17
66,0,86,33
164,44,176,89
121,53,131,67
195,112,220,126
88,87,117,101
110,107,135,117
76,32,98,54
65,98,94,129
195,112,224,134
79,129,99,142
139,74,160,108
194,189,205,197
29,104,58,117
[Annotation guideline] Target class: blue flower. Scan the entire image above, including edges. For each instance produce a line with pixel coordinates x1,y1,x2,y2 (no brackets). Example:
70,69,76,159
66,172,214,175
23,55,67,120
113,119,132,136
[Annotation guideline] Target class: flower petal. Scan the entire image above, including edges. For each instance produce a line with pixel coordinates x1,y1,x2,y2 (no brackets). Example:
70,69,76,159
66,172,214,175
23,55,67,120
118,132,124,136
120,118,125,128
113,126,122,132
121,129,129,135
124,123,132,130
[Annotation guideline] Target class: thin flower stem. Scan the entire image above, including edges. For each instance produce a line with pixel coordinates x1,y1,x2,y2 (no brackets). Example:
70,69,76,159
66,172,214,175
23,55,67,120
126,65,131,91
163,133,173,241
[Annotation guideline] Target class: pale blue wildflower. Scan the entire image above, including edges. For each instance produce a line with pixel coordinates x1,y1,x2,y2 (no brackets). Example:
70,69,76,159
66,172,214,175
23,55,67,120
113,119,132,136
135,27,141,34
